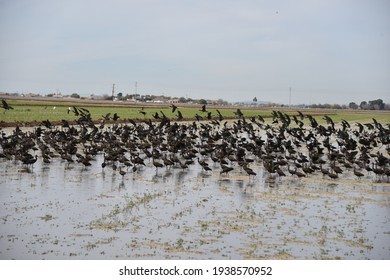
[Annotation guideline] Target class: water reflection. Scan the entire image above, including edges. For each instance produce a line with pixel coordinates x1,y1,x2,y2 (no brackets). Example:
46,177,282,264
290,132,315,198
265,174,278,188
235,180,244,189
175,170,187,184
1,154,390,260
152,173,163,182
118,180,125,191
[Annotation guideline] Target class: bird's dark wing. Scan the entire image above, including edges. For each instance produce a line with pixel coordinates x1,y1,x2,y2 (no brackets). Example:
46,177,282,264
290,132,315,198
177,111,183,120
1,99,13,109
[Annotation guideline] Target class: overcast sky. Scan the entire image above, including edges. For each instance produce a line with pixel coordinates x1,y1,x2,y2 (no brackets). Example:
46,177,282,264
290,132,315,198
0,0,389,104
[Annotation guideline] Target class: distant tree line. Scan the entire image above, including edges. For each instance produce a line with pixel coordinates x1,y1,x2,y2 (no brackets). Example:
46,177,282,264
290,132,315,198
348,99,389,110
306,99,389,110
305,103,348,109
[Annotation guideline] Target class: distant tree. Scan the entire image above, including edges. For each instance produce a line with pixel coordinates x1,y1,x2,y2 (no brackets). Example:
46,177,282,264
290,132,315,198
360,101,368,110
117,92,123,98
198,99,207,105
70,93,80,99
178,97,187,103
368,99,384,110
349,102,359,109
332,104,342,109
216,98,228,105
253,97,258,102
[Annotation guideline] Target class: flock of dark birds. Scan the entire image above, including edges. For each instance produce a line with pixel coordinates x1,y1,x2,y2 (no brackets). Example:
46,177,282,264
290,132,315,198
1,98,390,183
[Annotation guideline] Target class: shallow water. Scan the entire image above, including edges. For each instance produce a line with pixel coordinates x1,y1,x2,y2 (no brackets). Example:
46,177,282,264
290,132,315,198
1,155,389,260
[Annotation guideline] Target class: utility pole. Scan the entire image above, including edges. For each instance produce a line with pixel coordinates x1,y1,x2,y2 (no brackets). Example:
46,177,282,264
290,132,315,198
112,83,115,100
289,87,292,107
135,81,138,96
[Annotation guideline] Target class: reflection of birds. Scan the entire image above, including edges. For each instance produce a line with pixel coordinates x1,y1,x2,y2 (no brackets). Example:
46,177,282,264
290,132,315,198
1,99,14,111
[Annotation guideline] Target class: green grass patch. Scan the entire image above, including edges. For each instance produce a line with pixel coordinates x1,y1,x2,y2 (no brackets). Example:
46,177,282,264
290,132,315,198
0,99,389,125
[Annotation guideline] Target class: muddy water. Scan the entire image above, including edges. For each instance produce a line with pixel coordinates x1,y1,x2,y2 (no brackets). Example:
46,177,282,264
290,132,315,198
0,155,389,260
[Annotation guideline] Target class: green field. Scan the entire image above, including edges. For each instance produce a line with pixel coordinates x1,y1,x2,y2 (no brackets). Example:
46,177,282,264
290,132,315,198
1,98,389,126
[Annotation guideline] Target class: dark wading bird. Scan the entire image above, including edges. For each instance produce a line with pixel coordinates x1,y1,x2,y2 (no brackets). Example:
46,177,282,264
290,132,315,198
220,164,234,175
234,108,243,118
153,158,164,173
243,164,256,177
0,104,388,185
216,109,224,121
1,99,14,112
139,107,147,118
112,113,120,121
170,103,178,113
176,110,183,121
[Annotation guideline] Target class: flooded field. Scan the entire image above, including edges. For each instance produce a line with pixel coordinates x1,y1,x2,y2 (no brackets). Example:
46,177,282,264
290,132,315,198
1,155,389,260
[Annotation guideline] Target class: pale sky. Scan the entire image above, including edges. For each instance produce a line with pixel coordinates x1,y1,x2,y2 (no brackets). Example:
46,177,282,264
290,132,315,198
0,0,389,104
